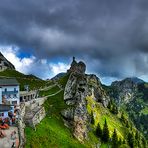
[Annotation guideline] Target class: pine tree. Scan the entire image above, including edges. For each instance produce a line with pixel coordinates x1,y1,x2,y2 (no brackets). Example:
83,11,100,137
107,100,112,110
142,137,147,148
121,112,125,123
135,131,140,147
111,104,118,114
126,120,129,128
102,119,110,142
91,111,95,124
122,139,126,144
96,122,102,138
112,129,118,148
127,132,134,148
118,138,122,146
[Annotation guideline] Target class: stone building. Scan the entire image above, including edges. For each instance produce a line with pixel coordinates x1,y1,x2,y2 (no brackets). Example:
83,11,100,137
20,90,38,102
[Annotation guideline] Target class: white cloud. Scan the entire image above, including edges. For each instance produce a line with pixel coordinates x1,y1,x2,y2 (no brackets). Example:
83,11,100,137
0,46,70,80
0,46,36,74
49,62,70,76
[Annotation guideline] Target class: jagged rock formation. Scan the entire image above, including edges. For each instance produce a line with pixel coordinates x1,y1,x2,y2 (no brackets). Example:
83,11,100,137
62,57,109,142
0,52,15,71
67,57,86,74
111,77,143,104
110,78,148,139
87,74,110,107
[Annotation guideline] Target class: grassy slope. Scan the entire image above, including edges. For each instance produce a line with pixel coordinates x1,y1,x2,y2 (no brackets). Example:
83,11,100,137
39,85,60,97
25,90,86,148
25,74,87,148
25,74,134,147
86,96,132,140
0,69,47,90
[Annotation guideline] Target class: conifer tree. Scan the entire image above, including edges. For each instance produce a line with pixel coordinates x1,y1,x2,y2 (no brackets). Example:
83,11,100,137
126,120,129,128
91,111,95,124
102,119,110,142
135,131,140,147
118,138,122,146
122,139,126,144
107,100,112,110
111,104,118,114
96,122,102,138
142,137,147,148
121,112,125,123
112,129,118,148
127,132,134,148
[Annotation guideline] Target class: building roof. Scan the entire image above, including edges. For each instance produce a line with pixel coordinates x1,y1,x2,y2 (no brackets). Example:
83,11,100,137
0,78,19,86
0,104,12,112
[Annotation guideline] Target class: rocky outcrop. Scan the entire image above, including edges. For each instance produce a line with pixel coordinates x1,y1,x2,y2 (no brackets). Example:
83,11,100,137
0,52,15,71
62,58,110,142
67,57,86,74
63,72,89,142
24,105,46,128
111,77,143,104
87,74,110,107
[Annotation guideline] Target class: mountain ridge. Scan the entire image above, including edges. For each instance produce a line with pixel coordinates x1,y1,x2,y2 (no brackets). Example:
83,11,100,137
0,52,15,70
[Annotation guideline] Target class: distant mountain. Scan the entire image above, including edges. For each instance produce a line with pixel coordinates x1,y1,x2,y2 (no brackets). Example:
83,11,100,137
51,72,66,80
112,77,144,87
129,77,145,84
0,52,15,70
106,77,148,140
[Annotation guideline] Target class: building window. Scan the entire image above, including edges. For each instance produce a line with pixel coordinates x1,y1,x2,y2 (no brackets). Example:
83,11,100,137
12,101,17,105
0,113,4,116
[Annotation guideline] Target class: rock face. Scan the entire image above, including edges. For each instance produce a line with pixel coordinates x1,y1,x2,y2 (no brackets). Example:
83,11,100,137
62,58,110,142
64,72,89,141
86,74,110,107
111,77,142,104
0,52,15,71
67,57,86,74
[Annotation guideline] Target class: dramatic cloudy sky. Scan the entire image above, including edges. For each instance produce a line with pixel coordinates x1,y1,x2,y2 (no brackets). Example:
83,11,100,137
0,0,148,85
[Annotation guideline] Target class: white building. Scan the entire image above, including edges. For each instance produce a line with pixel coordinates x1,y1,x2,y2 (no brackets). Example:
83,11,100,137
0,78,20,105
0,104,13,119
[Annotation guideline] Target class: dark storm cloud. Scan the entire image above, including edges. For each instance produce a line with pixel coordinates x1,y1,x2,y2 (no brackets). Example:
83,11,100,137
0,0,148,79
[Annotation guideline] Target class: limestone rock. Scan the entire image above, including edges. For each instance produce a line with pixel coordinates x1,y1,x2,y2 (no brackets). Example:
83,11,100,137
62,58,110,142
61,108,74,120
87,74,110,107
63,72,89,141
111,77,141,104
67,57,86,74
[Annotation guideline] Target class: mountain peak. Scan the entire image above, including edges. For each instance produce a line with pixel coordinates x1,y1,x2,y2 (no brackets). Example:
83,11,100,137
67,57,86,74
0,51,15,71
125,77,144,84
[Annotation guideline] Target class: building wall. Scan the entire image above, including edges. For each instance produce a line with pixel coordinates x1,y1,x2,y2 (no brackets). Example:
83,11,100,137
2,85,20,105
0,87,2,104
25,107,46,128
20,90,37,102
0,111,8,119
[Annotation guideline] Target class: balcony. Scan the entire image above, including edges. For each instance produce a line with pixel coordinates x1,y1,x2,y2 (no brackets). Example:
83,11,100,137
2,90,18,95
